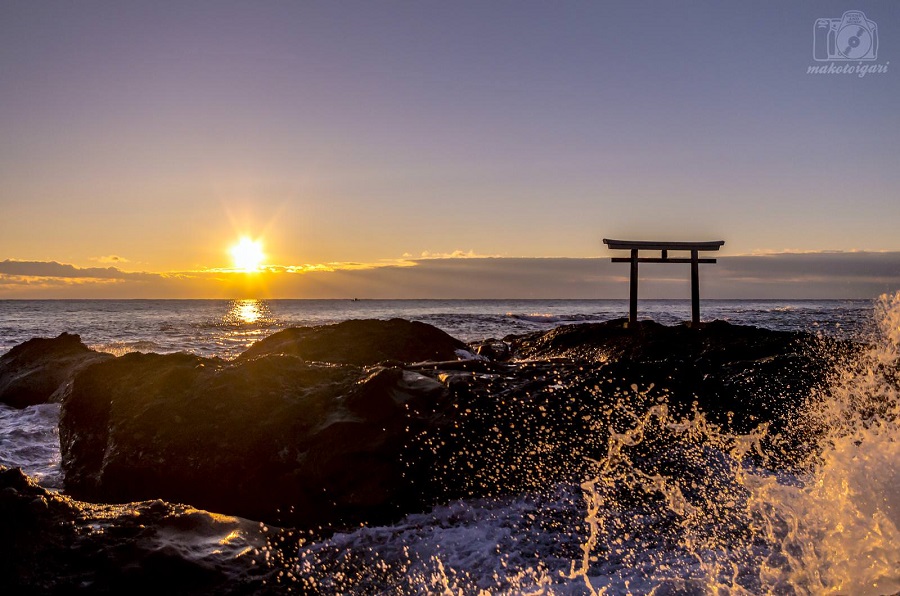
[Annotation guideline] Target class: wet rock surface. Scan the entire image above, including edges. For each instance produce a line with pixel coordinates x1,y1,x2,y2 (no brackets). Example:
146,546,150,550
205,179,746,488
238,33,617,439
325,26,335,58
428,319,854,497
0,332,112,408
0,320,856,594
503,319,847,439
507,318,818,363
238,318,468,365
57,318,852,529
4,318,861,593
60,352,451,529
0,465,273,596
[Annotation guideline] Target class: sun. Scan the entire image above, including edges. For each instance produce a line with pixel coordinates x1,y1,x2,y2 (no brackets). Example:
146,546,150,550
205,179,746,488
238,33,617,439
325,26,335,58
229,237,265,272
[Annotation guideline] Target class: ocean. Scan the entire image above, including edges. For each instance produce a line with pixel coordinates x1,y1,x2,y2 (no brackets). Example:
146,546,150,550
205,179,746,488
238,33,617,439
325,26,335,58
0,298,873,359
2,297,898,594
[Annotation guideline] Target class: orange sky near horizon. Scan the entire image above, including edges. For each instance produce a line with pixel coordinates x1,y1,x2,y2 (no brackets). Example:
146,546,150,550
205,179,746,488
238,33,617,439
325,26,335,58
1,2,898,297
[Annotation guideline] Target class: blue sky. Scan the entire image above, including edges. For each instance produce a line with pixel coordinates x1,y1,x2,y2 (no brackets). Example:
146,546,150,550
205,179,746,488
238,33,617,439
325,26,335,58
1,1,898,297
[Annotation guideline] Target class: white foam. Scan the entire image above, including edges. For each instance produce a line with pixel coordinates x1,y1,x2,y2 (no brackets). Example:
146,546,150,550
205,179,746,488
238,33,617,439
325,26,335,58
454,348,488,361
0,402,62,488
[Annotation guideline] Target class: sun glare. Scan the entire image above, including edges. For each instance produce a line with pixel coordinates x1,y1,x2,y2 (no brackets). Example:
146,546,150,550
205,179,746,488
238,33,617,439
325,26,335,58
227,299,263,324
229,237,265,272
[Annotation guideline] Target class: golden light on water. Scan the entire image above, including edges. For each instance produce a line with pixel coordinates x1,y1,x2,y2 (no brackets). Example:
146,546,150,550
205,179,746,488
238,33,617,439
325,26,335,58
230,299,262,324
221,300,271,351
229,237,265,272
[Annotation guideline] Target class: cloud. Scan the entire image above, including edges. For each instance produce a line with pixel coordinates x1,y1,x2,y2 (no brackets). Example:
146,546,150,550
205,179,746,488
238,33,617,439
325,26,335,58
2,252,900,299
92,255,130,264
417,250,500,259
0,275,117,288
743,248,890,256
716,252,900,283
0,260,156,281
202,259,417,275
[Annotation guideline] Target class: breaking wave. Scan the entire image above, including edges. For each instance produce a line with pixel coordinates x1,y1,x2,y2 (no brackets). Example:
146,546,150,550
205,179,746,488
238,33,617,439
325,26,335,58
257,293,900,594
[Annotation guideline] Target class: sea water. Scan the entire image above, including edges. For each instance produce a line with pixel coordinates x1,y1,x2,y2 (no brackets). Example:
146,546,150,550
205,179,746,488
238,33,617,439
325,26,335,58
1,297,896,594
271,296,900,594
0,299,872,359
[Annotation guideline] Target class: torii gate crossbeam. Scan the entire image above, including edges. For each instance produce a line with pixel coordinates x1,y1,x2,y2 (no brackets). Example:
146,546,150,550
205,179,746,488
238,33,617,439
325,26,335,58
603,239,725,325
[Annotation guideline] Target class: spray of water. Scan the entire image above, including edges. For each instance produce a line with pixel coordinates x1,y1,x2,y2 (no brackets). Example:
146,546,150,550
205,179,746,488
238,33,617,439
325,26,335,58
259,293,900,594
572,292,900,595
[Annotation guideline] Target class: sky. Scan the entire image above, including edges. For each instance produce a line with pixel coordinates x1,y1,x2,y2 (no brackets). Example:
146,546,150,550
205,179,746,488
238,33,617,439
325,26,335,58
1,1,898,298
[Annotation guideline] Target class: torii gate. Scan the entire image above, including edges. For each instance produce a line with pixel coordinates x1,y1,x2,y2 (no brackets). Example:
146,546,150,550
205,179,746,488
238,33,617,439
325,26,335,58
603,239,725,325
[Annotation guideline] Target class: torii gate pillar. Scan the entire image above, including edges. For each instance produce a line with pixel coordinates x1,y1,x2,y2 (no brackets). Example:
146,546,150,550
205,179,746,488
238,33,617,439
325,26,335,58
603,239,725,325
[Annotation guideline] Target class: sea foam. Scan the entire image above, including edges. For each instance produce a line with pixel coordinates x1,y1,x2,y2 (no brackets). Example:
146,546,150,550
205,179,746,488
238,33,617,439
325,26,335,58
569,292,900,594
267,294,900,594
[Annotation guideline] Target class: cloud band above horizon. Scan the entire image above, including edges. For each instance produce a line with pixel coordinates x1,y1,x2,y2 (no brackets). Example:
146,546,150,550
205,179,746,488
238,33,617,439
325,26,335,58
1,252,899,300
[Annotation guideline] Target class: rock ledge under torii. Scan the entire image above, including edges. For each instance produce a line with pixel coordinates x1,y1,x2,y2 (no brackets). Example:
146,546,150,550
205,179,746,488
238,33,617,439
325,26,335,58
54,318,855,532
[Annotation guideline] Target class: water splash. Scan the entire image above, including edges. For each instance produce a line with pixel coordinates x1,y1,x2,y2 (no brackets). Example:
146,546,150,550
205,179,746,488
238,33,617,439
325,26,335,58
571,292,900,595
214,294,900,593
0,403,63,488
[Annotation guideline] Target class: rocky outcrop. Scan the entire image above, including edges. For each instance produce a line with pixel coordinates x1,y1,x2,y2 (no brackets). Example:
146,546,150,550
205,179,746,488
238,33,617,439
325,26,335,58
0,332,112,408
9,318,867,594
59,351,450,529
507,319,817,363
238,318,468,365
56,318,851,533
502,319,854,437
0,465,273,595
467,338,512,361
423,320,854,497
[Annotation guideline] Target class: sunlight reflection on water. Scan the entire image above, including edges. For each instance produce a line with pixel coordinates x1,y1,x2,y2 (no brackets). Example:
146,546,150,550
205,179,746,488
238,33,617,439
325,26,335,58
0,299,874,360
224,299,266,325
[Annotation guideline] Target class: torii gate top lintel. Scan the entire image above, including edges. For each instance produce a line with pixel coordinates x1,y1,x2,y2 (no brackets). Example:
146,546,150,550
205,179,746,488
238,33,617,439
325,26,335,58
603,239,724,252
602,238,724,325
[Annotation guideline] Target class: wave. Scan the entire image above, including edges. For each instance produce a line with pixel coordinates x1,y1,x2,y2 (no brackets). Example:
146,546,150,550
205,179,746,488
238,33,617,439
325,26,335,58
93,340,168,357
266,293,900,593
505,312,603,324
0,403,62,488
3,297,897,592
567,291,900,594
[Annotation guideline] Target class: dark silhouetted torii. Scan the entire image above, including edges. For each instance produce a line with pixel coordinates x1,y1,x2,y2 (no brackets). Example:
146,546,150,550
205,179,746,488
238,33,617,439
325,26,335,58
603,239,725,325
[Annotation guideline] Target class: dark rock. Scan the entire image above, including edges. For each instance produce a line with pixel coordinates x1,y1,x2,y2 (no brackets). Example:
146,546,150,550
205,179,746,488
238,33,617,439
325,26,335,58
502,320,857,446
469,338,512,361
426,320,855,498
238,318,468,365
57,319,852,534
0,465,274,595
507,318,818,364
60,352,450,529
0,332,113,408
